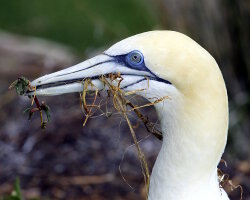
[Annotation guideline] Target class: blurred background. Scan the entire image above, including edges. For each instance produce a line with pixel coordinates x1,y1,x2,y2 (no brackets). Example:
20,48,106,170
0,0,249,199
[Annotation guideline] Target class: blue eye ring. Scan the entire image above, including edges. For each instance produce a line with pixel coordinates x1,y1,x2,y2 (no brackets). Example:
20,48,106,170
126,50,144,68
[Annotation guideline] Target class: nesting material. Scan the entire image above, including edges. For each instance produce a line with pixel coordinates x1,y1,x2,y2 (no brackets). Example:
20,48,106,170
9,77,50,129
79,74,170,197
80,74,164,140
218,161,243,200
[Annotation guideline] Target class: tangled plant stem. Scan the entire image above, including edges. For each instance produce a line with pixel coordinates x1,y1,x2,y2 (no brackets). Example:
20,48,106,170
81,74,171,198
9,77,51,129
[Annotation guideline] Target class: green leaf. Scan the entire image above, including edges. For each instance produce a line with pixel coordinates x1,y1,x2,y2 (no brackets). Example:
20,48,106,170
41,104,51,122
3,177,23,200
14,177,22,200
41,122,47,129
10,77,30,96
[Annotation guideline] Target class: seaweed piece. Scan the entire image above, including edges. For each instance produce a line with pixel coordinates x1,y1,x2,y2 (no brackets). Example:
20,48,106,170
9,77,32,95
10,77,50,129
41,102,51,122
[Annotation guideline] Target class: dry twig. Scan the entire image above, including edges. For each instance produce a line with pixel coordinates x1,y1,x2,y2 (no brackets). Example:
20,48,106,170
218,164,243,200
79,74,169,198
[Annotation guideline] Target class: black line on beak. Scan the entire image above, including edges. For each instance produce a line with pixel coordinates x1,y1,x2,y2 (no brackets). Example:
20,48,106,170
34,73,171,94
121,78,147,89
54,59,115,78
35,76,101,90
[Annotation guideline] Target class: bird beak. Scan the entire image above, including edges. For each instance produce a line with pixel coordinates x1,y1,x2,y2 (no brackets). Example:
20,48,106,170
27,53,151,96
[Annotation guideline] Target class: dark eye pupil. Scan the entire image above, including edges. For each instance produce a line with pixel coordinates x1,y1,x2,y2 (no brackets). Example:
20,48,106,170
131,53,141,63
126,50,144,67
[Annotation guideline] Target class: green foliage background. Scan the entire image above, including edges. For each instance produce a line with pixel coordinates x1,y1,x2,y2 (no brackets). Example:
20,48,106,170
0,0,157,52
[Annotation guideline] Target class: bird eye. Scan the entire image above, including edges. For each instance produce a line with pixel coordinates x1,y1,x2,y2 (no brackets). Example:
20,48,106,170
126,50,144,68
131,52,141,63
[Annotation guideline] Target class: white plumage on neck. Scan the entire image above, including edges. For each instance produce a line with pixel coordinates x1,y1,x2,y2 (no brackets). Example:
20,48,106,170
150,94,228,200
131,75,229,200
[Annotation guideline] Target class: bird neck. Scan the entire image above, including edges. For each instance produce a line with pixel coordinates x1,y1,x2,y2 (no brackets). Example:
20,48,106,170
148,84,229,200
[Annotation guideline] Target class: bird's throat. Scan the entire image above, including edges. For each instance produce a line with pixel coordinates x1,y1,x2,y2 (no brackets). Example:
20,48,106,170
148,89,229,200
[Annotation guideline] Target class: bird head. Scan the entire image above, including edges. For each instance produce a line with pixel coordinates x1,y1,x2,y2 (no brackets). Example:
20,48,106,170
27,31,229,173
28,31,228,143
29,30,227,117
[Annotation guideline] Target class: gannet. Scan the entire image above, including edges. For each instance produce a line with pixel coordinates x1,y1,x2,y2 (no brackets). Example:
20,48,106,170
26,31,229,200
